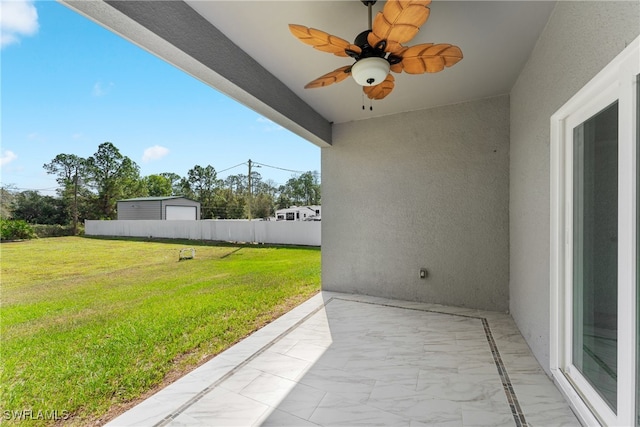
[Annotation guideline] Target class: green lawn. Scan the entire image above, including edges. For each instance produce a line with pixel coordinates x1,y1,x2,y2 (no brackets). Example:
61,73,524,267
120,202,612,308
0,237,320,425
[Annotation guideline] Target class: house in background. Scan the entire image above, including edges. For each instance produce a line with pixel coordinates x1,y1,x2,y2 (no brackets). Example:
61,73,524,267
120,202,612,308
117,196,200,220
276,205,321,221
62,1,639,424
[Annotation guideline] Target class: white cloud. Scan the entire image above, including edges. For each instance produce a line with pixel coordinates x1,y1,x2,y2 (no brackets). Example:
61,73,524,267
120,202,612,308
0,0,39,49
0,150,18,166
142,145,169,163
92,81,114,97
256,116,283,132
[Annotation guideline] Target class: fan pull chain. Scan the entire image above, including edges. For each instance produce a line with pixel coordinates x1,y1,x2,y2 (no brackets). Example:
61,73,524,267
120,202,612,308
361,93,374,111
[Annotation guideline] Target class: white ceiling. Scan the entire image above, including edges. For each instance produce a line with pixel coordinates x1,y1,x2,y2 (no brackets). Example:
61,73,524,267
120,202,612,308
185,1,556,124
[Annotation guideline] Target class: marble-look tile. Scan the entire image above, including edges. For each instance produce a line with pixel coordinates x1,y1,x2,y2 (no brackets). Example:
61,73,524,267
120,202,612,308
525,409,582,427
108,292,581,427
172,387,270,426
510,380,582,425
246,349,312,381
309,392,411,426
272,381,327,420
284,341,331,363
367,382,463,425
106,395,170,426
344,359,421,389
499,353,545,375
238,371,299,407
163,412,200,426
218,366,264,393
410,419,463,427
267,336,301,355
297,364,377,403
312,348,354,370
257,408,322,427
461,398,514,426
457,359,500,375
416,372,504,402
462,409,514,427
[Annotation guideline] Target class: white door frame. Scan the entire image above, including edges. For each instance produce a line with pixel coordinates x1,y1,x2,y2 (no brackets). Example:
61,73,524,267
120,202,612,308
550,36,639,426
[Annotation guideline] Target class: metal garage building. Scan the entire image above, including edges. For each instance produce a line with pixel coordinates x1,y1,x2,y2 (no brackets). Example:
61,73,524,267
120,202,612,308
117,197,201,220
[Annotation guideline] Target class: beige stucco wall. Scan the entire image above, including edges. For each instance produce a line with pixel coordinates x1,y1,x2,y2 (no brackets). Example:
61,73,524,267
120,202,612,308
509,1,640,373
322,95,510,312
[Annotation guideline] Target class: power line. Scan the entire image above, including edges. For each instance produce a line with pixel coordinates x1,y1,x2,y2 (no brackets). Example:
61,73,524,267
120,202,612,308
252,161,308,175
217,162,247,174
1,186,59,192
217,160,320,180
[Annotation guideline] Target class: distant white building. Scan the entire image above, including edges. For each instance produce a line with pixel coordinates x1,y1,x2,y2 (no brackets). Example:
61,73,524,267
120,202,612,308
276,205,321,222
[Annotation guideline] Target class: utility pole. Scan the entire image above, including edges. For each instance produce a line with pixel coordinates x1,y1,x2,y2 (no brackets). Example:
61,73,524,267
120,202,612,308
247,159,262,221
247,159,252,221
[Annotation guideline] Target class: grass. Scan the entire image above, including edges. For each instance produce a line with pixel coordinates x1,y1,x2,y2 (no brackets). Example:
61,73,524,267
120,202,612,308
0,236,321,425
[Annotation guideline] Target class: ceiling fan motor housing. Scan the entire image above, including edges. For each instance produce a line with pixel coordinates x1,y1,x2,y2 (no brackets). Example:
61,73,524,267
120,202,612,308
348,30,390,86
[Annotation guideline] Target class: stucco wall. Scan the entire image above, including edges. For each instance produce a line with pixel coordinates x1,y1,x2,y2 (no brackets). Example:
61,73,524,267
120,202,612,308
323,95,510,312
509,1,640,374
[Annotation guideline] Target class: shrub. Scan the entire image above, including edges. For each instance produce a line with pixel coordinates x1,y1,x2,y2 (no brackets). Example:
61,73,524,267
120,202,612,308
32,224,84,238
0,219,36,241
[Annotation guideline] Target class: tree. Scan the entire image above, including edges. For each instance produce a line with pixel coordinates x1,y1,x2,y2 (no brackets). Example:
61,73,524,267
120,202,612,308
159,172,183,196
275,190,292,210
184,165,220,218
0,185,17,219
278,171,321,207
11,191,68,225
224,174,246,195
250,179,276,219
299,171,321,205
144,174,172,197
251,193,274,219
86,142,144,219
43,154,88,234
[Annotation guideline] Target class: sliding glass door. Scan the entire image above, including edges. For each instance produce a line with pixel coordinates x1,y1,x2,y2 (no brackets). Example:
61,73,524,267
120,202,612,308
550,37,639,426
572,102,619,411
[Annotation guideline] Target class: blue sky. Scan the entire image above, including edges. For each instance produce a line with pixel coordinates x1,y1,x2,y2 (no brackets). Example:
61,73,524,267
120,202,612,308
1,0,320,195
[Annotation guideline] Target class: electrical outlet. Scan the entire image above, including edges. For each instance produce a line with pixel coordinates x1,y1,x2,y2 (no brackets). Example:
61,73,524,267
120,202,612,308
419,268,428,279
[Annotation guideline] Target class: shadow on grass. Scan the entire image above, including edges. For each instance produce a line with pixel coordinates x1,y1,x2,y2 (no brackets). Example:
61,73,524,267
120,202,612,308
82,235,321,253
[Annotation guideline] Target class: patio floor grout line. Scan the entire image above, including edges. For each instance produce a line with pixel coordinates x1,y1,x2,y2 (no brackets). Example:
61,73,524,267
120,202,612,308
152,297,334,427
331,297,529,427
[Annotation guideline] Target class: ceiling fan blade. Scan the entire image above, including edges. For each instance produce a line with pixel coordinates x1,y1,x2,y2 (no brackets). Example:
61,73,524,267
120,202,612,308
390,62,404,73
400,43,463,74
389,47,408,73
368,0,431,53
305,66,353,89
363,74,395,100
289,24,362,58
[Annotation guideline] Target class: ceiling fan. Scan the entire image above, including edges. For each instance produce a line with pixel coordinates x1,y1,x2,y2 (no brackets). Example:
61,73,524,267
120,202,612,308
289,0,462,102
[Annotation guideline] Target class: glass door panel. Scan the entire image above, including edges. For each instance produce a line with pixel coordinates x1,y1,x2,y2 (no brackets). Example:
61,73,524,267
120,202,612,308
572,101,619,411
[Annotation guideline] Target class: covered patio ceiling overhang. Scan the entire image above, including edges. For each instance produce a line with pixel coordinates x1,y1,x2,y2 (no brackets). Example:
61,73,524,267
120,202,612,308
60,0,555,148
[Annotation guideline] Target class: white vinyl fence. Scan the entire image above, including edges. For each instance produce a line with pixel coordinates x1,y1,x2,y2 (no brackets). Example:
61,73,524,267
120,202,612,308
85,220,321,246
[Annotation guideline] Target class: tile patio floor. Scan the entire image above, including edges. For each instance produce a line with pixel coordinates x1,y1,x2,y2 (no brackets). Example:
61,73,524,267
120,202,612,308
106,292,581,427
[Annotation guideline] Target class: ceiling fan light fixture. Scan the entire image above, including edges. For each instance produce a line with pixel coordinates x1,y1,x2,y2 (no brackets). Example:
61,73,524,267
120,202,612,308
351,57,390,86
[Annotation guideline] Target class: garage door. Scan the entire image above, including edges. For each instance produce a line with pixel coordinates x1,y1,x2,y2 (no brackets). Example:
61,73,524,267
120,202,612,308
165,205,197,220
